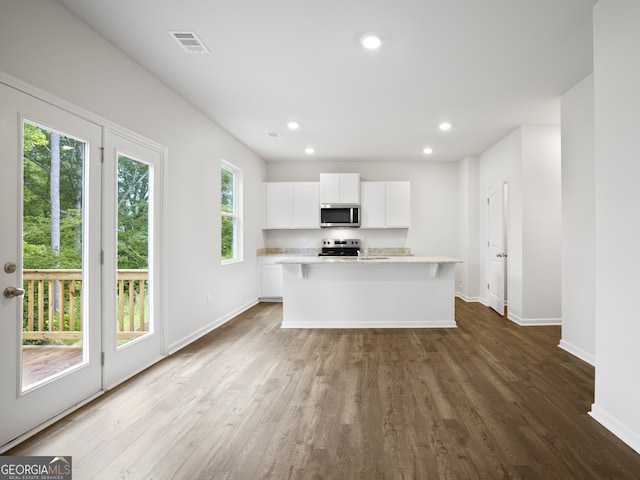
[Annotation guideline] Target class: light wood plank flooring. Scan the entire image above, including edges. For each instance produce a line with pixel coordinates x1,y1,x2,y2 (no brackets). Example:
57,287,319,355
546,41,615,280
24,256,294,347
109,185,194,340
8,299,640,479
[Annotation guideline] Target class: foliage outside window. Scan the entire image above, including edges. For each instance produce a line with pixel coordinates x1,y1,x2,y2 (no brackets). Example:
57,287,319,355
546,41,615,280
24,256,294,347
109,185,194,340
221,161,242,263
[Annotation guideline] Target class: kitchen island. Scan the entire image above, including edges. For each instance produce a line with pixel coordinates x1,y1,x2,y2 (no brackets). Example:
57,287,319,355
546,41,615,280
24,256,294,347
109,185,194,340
277,256,462,328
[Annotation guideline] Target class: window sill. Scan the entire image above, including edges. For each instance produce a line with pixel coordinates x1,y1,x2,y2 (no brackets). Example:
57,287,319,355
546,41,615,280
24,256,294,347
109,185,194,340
221,258,243,266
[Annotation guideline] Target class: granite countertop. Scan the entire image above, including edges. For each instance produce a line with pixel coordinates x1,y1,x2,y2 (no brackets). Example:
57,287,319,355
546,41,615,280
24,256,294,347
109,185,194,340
276,256,462,265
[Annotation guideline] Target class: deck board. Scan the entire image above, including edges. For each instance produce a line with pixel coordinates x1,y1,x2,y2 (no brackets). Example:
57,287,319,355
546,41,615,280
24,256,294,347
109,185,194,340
21,346,83,388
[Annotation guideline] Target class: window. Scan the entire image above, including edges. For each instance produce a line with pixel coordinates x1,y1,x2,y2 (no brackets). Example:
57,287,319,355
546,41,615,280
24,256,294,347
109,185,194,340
221,161,242,263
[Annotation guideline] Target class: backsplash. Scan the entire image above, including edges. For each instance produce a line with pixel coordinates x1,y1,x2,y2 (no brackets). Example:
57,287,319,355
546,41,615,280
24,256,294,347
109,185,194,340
257,247,321,256
257,247,412,256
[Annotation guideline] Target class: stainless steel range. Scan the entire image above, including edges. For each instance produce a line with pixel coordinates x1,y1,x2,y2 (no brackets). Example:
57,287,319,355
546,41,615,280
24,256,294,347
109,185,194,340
318,239,360,257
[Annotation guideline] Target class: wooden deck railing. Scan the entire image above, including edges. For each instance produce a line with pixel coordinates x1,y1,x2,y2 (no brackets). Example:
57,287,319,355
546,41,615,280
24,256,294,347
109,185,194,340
22,269,149,342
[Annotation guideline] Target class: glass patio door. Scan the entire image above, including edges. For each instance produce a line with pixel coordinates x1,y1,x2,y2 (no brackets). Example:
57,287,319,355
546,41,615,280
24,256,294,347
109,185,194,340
0,83,103,449
101,130,164,389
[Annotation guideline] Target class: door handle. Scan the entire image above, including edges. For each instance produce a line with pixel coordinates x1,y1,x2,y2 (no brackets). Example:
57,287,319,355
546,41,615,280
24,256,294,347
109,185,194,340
4,286,25,298
496,253,507,258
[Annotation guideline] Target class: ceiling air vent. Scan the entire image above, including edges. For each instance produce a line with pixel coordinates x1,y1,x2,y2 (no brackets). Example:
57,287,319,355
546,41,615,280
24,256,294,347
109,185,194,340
267,132,281,139
169,31,210,54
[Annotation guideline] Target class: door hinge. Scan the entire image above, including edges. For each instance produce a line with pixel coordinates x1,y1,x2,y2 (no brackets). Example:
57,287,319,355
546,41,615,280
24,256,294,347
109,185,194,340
100,147,104,163
101,352,105,366
100,250,104,265
487,283,490,290
487,197,490,205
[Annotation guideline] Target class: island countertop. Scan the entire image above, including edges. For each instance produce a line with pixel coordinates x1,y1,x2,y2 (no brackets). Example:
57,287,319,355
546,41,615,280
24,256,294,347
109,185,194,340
276,255,462,265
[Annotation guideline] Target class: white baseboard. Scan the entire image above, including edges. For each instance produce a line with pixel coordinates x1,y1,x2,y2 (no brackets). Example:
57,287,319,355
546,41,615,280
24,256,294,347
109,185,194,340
258,296,283,303
281,320,457,329
455,293,485,304
168,298,259,354
558,339,595,366
508,311,562,326
590,403,640,455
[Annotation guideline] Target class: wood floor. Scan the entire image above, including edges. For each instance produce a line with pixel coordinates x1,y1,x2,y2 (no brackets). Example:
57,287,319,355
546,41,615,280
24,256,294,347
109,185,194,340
8,299,640,479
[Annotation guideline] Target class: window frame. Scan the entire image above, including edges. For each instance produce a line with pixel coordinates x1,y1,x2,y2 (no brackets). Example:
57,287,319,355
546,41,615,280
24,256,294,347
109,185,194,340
220,160,243,265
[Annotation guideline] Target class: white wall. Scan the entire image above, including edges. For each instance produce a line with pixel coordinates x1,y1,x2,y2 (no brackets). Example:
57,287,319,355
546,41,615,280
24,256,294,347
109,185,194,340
560,75,596,365
478,127,561,324
591,0,640,454
265,161,460,257
458,157,480,301
0,0,266,352
521,126,562,321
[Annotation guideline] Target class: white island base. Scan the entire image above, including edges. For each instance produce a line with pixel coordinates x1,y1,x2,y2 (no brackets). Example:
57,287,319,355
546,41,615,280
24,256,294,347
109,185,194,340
279,257,461,328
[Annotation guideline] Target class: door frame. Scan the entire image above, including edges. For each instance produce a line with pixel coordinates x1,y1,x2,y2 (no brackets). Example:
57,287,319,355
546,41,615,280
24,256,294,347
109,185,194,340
0,71,168,451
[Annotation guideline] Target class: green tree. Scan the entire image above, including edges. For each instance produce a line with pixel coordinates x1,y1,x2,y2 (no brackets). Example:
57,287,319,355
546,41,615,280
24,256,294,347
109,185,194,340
221,168,235,260
23,123,84,270
117,155,149,269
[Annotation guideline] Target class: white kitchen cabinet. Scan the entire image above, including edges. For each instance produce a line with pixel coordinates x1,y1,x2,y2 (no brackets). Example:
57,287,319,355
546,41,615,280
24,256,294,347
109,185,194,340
260,256,285,299
360,182,386,228
293,183,320,228
262,182,320,229
385,182,411,227
319,173,360,204
360,181,410,228
263,183,292,229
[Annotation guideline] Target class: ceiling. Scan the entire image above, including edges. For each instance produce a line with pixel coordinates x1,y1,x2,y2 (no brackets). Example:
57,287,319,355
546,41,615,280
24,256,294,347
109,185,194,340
56,0,597,163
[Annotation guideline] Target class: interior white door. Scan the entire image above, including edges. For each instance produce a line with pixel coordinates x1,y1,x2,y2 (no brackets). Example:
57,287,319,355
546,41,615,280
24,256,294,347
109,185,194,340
102,131,165,389
487,184,506,315
0,83,103,449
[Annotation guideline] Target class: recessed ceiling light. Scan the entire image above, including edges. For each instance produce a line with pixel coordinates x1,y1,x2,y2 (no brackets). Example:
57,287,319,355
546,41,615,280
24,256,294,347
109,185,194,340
287,121,300,130
360,34,382,50
423,147,433,155
439,122,452,131
305,147,315,154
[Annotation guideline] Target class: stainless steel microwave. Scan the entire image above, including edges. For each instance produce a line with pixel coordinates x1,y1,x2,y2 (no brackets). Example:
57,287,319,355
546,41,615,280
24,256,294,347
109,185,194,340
320,204,360,228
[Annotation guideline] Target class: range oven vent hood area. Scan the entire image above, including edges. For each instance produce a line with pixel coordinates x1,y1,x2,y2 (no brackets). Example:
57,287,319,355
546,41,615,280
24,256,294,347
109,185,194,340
319,173,361,227
320,204,360,228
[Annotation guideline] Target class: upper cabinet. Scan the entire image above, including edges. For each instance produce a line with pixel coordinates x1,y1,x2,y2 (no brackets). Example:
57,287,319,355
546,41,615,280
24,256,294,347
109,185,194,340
360,182,385,228
263,177,409,230
360,181,411,228
262,182,320,229
319,173,360,204
263,182,293,229
292,183,320,229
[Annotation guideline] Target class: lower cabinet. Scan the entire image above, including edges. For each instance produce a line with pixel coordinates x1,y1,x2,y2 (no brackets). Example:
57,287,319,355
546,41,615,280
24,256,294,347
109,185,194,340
259,256,285,300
